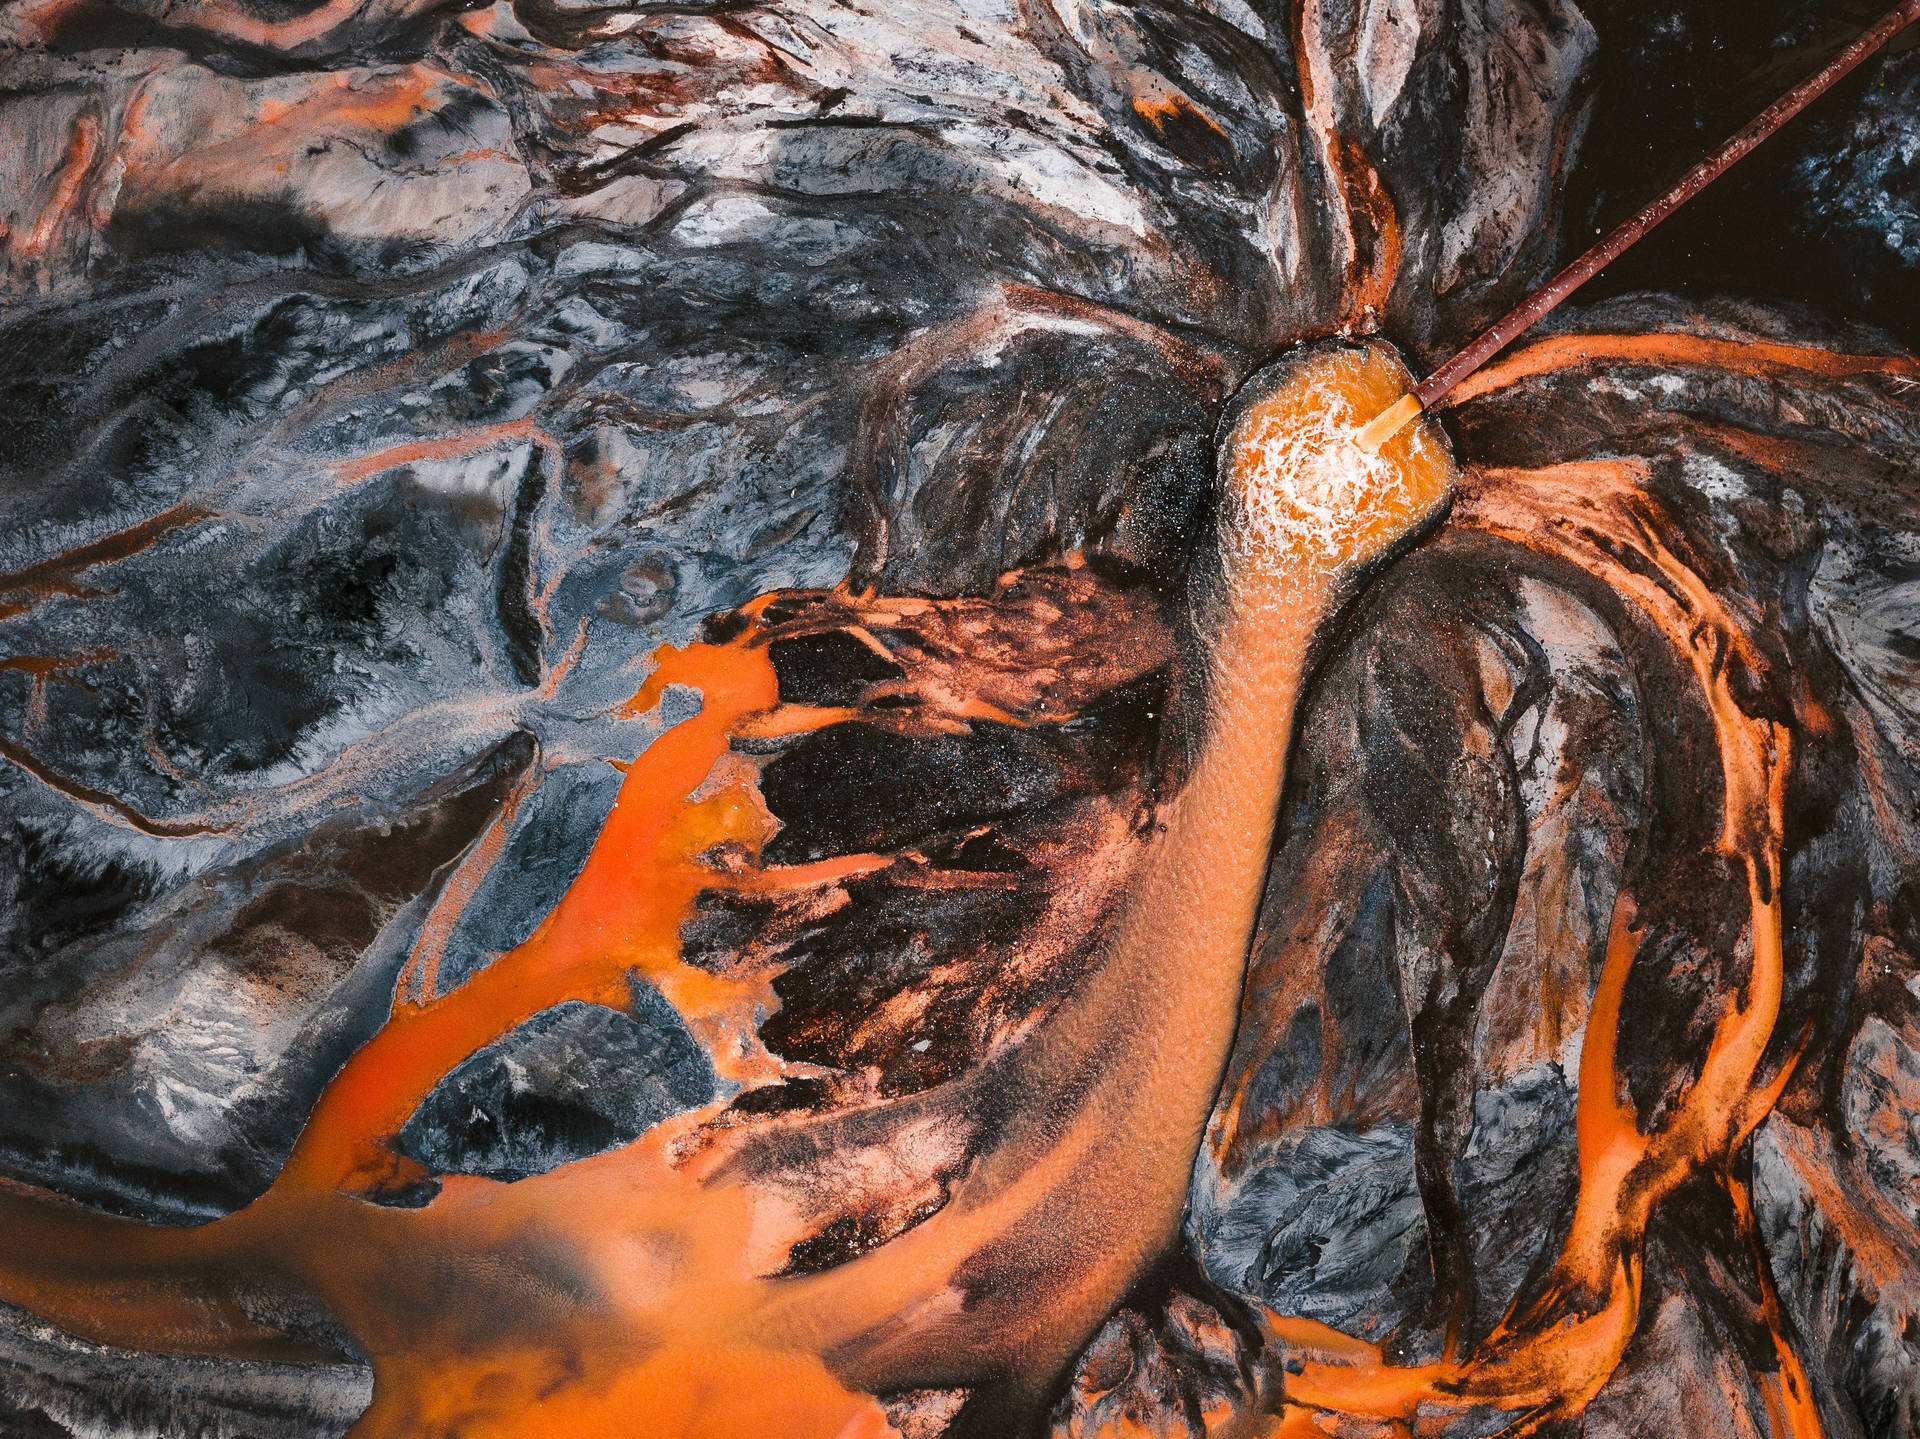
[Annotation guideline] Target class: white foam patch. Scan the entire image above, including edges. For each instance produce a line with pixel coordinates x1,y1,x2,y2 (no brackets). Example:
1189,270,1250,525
1225,376,1436,569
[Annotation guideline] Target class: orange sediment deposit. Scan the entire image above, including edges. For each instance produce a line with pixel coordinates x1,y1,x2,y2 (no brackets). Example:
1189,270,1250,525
332,418,559,488
0,503,214,622
0,648,118,680
108,0,438,53
1131,87,1233,146
1289,2,1403,323
1443,330,1920,409
0,340,1456,1435
1239,460,1815,1437
0,728,222,838
1219,340,1452,584
0,335,1823,1437
274,601,805,1197
1356,321,1920,458
241,65,465,141
18,112,100,258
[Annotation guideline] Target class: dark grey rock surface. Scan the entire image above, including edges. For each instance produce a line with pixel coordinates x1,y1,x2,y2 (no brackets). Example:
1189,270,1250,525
1,0,1918,1434
397,992,719,1184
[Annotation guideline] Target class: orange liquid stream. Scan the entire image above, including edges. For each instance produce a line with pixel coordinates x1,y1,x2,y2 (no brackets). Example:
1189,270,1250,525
1251,457,1818,1438
2,337,1820,1438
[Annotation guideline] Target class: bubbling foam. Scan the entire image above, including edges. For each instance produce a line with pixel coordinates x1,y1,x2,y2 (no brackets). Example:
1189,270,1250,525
1219,340,1455,588
1230,384,1408,559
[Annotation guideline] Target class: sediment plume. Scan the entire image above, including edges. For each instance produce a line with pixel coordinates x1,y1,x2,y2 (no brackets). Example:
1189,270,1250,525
0,343,1455,1436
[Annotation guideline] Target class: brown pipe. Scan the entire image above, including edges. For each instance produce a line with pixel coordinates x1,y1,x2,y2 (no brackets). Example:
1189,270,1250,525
1357,0,1920,453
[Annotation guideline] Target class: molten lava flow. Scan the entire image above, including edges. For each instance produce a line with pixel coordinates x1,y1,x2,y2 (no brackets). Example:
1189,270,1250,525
0,340,1454,1435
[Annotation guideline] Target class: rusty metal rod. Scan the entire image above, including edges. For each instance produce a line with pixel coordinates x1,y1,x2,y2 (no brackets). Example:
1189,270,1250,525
1356,0,1920,452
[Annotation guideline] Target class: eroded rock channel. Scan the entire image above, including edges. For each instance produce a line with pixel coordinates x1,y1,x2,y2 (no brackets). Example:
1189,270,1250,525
2,0,1918,1434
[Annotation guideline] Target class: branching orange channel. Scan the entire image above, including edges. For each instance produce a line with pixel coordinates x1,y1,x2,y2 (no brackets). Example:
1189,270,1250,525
0,331,1867,1436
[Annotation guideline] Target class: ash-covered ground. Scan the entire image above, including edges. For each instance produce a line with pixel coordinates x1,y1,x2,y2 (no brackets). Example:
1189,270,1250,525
1,0,1917,1434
